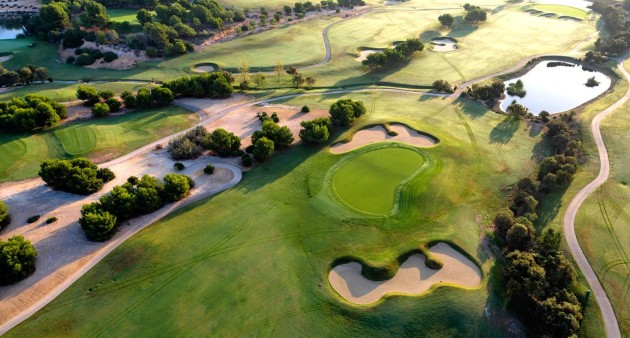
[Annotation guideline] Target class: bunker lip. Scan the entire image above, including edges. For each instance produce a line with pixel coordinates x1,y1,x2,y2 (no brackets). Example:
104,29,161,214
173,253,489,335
328,242,482,305
330,123,438,154
355,49,381,62
430,37,458,52
192,63,218,73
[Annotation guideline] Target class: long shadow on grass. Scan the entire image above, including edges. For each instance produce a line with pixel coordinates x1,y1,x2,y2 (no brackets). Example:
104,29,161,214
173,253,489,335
457,99,489,120
489,117,520,144
534,190,564,232
477,263,527,336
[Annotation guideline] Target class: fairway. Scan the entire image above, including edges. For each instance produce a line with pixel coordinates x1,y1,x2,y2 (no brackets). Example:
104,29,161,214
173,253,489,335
0,106,198,182
331,146,425,214
107,9,140,23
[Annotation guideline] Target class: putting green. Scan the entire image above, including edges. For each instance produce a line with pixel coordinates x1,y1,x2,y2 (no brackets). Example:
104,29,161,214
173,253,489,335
531,4,588,20
331,146,425,214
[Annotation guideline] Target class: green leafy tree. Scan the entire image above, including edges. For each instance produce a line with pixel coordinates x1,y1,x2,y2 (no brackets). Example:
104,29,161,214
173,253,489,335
91,103,110,118
137,8,153,24
493,208,515,238
438,13,454,27
299,118,332,144
251,121,294,149
0,200,11,230
506,223,533,251
151,87,174,107
504,250,546,299
163,173,194,202
205,128,241,157
0,236,37,285
253,137,274,161
79,203,118,241
329,99,367,127
76,85,100,106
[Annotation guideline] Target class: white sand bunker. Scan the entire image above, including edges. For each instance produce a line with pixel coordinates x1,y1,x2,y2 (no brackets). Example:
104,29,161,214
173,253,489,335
431,38,458,52
330,124,436,154
329,243,481,305
193,65,215,73
355,50,380,62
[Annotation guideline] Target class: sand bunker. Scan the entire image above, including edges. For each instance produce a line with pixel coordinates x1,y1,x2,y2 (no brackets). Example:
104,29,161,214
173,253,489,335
329,243,481,305
558,15,582,21
355,50,380,62
430,38,458,52
330,124,436,154
193,65,215,73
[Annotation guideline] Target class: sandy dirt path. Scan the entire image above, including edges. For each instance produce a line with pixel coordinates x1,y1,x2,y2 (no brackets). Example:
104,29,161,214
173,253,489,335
328,243,481,305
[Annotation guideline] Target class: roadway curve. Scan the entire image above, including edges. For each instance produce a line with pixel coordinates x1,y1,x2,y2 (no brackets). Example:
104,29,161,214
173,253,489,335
562,60,630,338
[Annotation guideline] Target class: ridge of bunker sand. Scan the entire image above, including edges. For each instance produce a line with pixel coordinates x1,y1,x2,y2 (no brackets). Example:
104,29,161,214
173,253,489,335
328,242,481,305
330,124,436,154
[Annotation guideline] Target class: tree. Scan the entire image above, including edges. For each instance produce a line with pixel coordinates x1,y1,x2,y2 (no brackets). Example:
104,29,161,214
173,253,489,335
507,100,529,119
504,250,546,299
253,73,266,88
135,175,165,214
204,164,215,174
0,236,37,285
150,87,174,107
0,200,10,230
136,88,152,108
253,137,274,161
204,128,241,157
433,79,453,93
39,158,112,195
305,76,316,89
274,61,283,82
35,67,48,83
537,294,583,337
251,120,294,149
438,13,454,27
464,8,487,23
98,90,115,100
99,185,138,221
299,118,332,144
34,3,70,37
76,85,100,106
238,59,250,85
292,74,305,88
105,98,122,112
493,208,515,238
329,99,367,127
81,1,109,28
79,203,117,241
506,223,533,251
92,103,110,118
163,173,194,202
137,8,153,24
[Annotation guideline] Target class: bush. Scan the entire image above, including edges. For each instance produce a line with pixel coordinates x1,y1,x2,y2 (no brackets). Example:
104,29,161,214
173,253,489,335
329,99,366,127
75,53,95,66
251,121,294,150
299,118,332,144
45,217,58,224
66,56,76,64
79,203,118,241
105,98,122,112
0,236,37,285
96,168,116,182
27,215,40,223
150,87,174,107
174,162,185,171
433,79,454,93
301,105,310,113
271,112,280,123
39,158,110,195
168,126,208,160
204,128,241,157
163,173,194,202
127,176,139,184
76,85,100,106
241,153,252,167
253,137,275,161
0,200,11,230
204,164,215,174
91,103,110,117
146,47,159,58
103,51,118,62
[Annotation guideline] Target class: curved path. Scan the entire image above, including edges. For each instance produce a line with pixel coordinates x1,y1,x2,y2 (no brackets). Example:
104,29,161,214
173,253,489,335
562,60,630,338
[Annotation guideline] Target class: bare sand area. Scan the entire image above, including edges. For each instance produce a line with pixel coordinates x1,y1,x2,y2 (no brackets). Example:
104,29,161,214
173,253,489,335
355,50,379,62
328,243,481,305
330,124,437,154
59,41,152,70
431,38,458,52
193,65,215,73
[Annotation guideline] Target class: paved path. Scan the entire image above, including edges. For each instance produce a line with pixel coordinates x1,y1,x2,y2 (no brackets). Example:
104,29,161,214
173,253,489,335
562,60,630,338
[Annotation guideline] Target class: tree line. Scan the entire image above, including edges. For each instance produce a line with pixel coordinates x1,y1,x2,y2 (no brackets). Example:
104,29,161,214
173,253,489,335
0,94,67,132
0,64,50,88
79,173,195,241
493,114,584,337
591,0,630,56
39,158,116,195
362,38,424,70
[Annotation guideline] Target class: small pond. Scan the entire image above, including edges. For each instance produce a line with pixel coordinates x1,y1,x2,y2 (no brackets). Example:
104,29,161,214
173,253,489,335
0,24,23,40
499,59,611,115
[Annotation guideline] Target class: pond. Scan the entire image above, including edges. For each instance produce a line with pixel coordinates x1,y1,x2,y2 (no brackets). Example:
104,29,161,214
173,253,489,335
0,25,23,40
499,60,611,115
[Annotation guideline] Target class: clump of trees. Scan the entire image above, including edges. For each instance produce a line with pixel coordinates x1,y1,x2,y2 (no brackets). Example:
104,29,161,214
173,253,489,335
0,95,67,132
329,98,367,126
493,113,583,337
252,120,294,150
0,64,49,88
39,158,115,195
168,126,242,160
362,38,424,70
77,86,174,117
438,13,454,27
299,118,332,144
585,76,600,87
162,72,233,99
0,200,11,231
463,3,487,24
79,174,194,241
506,100,529,119
432,79,454,93
0,236,37,285
506,79,526,98
591,0,630,56
465,81,504,101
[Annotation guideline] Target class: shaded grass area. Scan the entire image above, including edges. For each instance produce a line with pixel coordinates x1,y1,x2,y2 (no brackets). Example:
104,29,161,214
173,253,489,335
7,92,550,337
0,106,197,182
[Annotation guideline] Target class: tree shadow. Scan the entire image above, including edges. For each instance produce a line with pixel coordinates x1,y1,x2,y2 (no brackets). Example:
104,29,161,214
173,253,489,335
456,99,488,119
446,17,480,38
489,117,520,144
534,191,564,232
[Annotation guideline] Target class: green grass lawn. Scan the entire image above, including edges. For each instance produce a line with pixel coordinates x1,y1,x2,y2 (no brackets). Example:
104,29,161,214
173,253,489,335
0,106,197,182
531,4,589,20
0,38,33,54
7,91,561,337
107,9,140,23
331,145,425,214
0,82,157,101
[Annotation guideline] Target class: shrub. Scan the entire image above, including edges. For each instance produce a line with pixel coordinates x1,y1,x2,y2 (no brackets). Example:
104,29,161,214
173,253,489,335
91,103,110,118
301,105,310,113
0,236,37,285
251,121,294,150
45,217,58,224
127,176,139,184
146,47,159,58
103,51,118,62
245,145,254,154
174,162,185,171
433,79,454,93
75,53,95,66
0,95,67,131
271,112,280,123
204,128,241,157
329,99,366,126
76,85,100,106
0,200,11,230
150,87,174,107
79,203,117,241
253,137,275,161
168,126,208,160
299,118,332,145
105,98,122,112
39,158,109,195
98,90,115,100
162,72,233,99
66,56,76,64
27,215,40,223
241,153,252,167
163,173,194,202
204,164,215,174
96,168,116,182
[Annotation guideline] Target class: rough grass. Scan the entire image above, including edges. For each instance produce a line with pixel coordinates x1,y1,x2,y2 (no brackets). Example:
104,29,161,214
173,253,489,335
6,92,553,337
331,145,425,214
0,106,197,182
107,9,140,23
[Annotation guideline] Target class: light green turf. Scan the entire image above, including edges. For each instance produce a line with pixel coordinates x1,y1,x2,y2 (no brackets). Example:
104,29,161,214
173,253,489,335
0,106,198,182
331,146,425,214
531,4,589,20
107,9,140,23
0,38,32,54
7,92,558,337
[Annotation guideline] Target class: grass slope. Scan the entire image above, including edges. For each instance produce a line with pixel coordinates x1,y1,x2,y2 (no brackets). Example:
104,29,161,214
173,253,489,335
8,92,550,337
331,146,425,214
0,106,197,182
531,4,589,20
